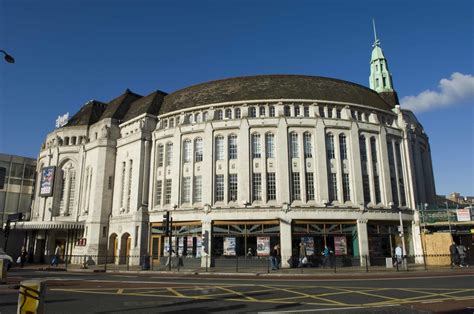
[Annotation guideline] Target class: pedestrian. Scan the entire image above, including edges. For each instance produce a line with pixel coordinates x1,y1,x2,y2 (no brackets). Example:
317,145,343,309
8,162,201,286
51,245,61,267
456,243,467,267
393,245,403,267
321,245,333,268
271,244,280,270
449,242,459,267
247,248,253,257
298,242,307,267
20,247,28,268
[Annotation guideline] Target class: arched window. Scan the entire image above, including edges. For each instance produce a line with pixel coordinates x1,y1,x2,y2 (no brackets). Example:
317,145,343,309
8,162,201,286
194,112,201,123
225,109,232,119
163,119,168,129
326,133,335,159
303,106,310,117
249,106,257,118
215,136,224,160
339,134,347,160
251,133,261,158
303,132,312,158
71,136,77,145
64,137,70,146
269,106,275,117
234,108,241,119
58,160,76,216
203,111,209,121
259,106,266,117
265,133,275,158
169,118,175,128
290,132,299,158
194,138,203,162
294,105,300,117
228,135,238,159
183,140,192,163
216,109,223,120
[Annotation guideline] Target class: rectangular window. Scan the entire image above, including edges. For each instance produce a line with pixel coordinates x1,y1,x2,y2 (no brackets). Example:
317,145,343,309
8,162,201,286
215,136,224,160
342,173,351,202
395,143,406,206
215,175,224,202
305,172,315,201
166,143,173,166
387,141,399,205
329,173,338,202
120,163,126,208
182,177,191,203
164,179,172,204
360,137,367,162
267,173,276,201
265,133,275,158
228,135,238,160
303,106,310,117
326,134,335,159
252,173,262,201
127,160,133,211
252,134,261,158
228,174,238,201
193,176,202,203
336,109,342,119
157,145,164,167
269,106,275,117
67,171,76,214
183,140,192,163
291,172,301,201
339,135,347,160
294,105,300,117
303,133,313,158
362,175,371,204
374,176,381,204
155,180,162,205
195,139,203,162
319,107,325,118
290,133,299,158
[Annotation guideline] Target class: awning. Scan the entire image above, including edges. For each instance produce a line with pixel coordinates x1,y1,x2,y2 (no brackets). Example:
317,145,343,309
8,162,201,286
11,221,85,230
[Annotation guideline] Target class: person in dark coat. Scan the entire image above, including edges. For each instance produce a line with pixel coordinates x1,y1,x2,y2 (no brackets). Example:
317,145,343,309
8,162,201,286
449,242,459,267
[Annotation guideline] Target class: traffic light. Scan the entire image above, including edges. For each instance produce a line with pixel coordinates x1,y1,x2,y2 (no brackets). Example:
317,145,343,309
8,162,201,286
202,230,209,254
162,211,170,236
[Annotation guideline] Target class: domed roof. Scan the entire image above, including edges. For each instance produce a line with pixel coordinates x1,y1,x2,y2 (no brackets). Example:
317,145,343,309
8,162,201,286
160,75,392,114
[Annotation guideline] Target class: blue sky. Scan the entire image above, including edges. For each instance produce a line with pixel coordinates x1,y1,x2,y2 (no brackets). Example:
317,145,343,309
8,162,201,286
0,0,473,196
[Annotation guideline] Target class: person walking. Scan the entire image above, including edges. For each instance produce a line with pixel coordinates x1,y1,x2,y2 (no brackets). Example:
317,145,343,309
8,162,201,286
457,243,467,267
51,245,61,267
321,245,332,268
394,245,403,267
19,247,28,268
449,242,459,267
271,244,280,270
298,242,307,267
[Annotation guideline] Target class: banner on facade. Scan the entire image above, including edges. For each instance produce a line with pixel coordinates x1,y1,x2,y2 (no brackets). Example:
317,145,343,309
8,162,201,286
224,237,236,256
163,236,176,256
256,237,270,256
196,236,202,258
178,237,185,256
302,236,315,256
456,208,471,222
334,236,348,256
39,166,56,197
186,237,194,255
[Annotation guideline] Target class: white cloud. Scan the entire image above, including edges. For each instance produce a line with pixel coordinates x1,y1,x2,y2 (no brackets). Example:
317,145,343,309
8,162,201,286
400,72,474,113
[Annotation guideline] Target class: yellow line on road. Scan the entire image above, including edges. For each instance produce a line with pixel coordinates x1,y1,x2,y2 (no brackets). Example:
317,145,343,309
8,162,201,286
167,287,185,298
261,285,346,305
117,288,124,294
217,286,259,301
321,285,400,303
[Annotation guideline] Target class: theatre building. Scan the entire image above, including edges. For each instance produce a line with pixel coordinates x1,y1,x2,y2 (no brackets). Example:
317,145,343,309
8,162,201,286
16,34,437,267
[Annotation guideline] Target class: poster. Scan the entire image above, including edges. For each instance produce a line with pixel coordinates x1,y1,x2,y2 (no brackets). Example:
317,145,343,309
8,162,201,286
163,236,176,256
178,237,184,256
40,166,56,197
302,237,315,256
186,237,194,255
224,237,236,256
256,237,270,256
334,236,347,256
456,208,471,222
196,235,202,258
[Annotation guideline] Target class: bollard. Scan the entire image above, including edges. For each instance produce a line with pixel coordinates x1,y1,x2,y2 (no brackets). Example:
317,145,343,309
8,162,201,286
0,259,7,284
334,255,337,274
365,255,369,273
18,280,45,314
236,255,239,273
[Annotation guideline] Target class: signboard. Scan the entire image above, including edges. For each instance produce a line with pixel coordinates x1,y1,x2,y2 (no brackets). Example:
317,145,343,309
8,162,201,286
223,237,236,256
334,236,348,256
40,166,56,197
302,237,315,256
456,208,471,222
55,112,69,128
256,237,270,256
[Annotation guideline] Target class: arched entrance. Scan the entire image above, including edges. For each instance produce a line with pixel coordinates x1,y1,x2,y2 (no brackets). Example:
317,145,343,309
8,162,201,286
108,233,118,263
119,233,131,264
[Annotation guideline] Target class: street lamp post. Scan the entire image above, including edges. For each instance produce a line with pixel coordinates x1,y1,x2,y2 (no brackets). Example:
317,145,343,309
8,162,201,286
398,210,408,270
0,50,15,63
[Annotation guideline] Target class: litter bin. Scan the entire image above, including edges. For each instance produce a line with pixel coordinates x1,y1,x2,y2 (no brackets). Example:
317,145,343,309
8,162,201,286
141,256,150,270
386,257,394,268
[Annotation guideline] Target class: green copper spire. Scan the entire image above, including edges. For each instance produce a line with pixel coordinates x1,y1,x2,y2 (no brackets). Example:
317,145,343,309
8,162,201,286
369,19,394,93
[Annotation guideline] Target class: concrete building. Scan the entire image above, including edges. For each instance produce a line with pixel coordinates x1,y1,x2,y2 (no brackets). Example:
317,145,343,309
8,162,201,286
15,31,437,267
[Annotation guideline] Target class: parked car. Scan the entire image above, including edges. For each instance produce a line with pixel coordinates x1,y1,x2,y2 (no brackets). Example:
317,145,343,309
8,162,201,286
0,248,13,270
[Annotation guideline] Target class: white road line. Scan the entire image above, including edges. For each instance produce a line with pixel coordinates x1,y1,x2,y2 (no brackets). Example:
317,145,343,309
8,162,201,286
259,304,400,313
421,301,442,304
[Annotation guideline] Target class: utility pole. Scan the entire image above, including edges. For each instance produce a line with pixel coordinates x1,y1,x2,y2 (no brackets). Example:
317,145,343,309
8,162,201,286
399,211,407,270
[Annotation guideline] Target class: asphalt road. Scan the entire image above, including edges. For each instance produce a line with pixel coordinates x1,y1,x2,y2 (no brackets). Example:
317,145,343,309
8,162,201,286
1,269,473,313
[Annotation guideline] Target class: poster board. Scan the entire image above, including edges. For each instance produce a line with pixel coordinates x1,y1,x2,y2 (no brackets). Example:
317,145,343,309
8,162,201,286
257,237,270,256
224,237,236,256
196,236,202,258
334,236,347,256
456,208,471,222
40,166,56,197
302,237,314,256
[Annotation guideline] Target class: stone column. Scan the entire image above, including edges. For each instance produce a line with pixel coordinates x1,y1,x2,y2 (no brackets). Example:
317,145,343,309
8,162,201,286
279,218,292,268
356,219,370,266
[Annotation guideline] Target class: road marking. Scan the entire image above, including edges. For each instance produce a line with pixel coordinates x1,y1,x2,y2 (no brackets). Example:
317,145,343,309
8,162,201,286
116,288,124,294
167,287,185,298
421,300,441,303
261,285,346,305
217,286,259,301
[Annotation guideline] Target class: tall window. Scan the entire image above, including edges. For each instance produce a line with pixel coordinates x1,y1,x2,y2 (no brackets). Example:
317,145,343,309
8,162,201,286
193,176,202,203
59,171,67,213
251,133,261,158
194,138,203,162
215,175,224,202
265,133,275,158
166,143,173,166
370,137,381,204
326,133,335,159
303,132,312,158
339,134,347,160
329,173,338,202
267,173,276,201
182,177,191,203
387,141,398,205
216,109,223,120
305,172,315,201
319,107,325,118
284,105,291,117
259,106,266,117
155,180,162,205
235,108,241,119
157,144,164,167
395,142,406,206
86,168,93,214
290,132,299,158
169,118,175,128
342,173,351,202
303,106,310,117
225,109,232,119
183,140,192,163
291,172,301,201
164,179,172,204
336,109,342,119
249,106,257,118
252,173,262,201
294,105,300,117
362,175,370,203
359,136,367,162
229,174,238,201
67,171,76,214
215,136,224,160
269,106,275,117
120,162,126,208
194,112,201,123
228,135,238,160
127,160,133,211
